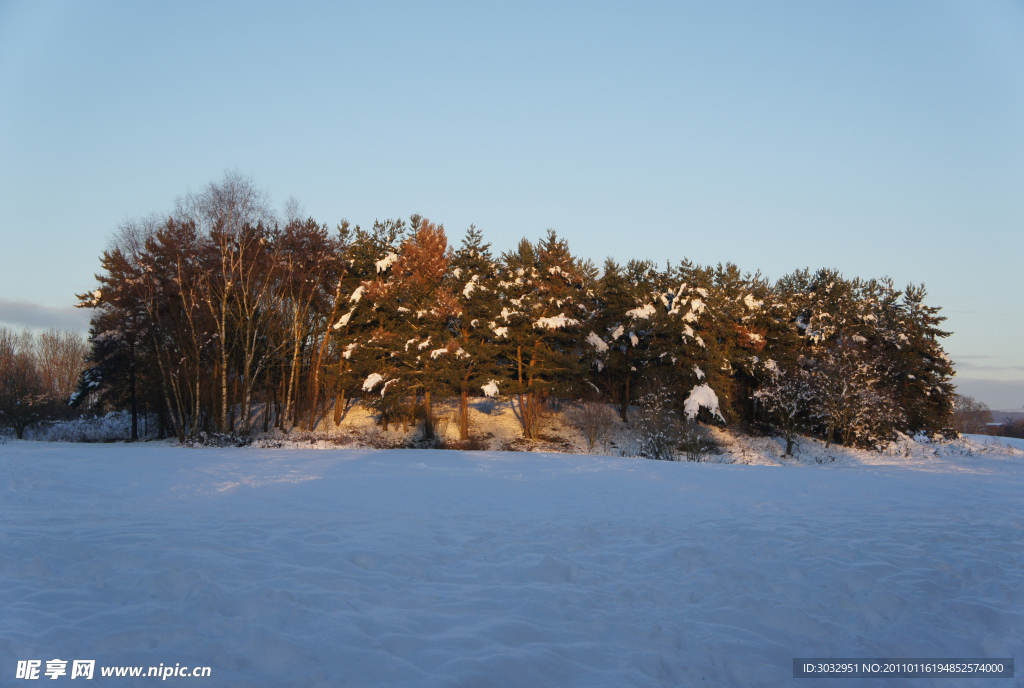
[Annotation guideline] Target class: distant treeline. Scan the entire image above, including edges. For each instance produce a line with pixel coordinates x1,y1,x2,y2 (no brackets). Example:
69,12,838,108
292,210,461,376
71,173,955,447
0,327,89,438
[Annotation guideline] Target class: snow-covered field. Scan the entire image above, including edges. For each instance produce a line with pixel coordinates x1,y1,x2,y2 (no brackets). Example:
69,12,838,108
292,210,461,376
2,438,1022,686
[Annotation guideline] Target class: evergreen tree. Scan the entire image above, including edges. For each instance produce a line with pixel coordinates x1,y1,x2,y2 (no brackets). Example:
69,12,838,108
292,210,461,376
442,226,503,439
495,231,587,439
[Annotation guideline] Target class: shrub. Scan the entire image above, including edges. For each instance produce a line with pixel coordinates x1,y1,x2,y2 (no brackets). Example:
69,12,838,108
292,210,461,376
566,400,617,453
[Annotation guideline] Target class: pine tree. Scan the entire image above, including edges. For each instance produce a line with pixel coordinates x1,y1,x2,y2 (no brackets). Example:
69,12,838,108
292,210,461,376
494,231,587,439
588,258,658,421
442,226,503,440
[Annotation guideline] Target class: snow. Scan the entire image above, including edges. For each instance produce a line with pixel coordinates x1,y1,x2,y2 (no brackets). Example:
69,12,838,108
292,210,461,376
744,294,763,310
480,380,500,397
375,252,398,273
625,303,656,320
430,347,469,360
462,276,484,299
2,438,1022,686
693,365,705,380
965,434,1024,451
683,383,725,421
333,306,356,329
533,314,580,330
586,332,608,352
629,332,639,347
609,325,624,340
349,285,365,303
361,372,384,391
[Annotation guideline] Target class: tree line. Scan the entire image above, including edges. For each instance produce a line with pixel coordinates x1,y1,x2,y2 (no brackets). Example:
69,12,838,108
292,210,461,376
0,327,89,438
70,173,956,449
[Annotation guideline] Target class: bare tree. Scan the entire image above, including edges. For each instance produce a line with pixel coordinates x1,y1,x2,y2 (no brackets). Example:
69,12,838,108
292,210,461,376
0,328,44,438
35,329,89,402
951,395,992,435
566,399,616,453
175,171,276,432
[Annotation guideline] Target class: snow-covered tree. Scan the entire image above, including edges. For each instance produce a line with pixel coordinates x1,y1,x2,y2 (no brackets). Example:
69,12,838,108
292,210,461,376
753,361,817,456
494,231,588,439
811,343,904,448
441,226,503,439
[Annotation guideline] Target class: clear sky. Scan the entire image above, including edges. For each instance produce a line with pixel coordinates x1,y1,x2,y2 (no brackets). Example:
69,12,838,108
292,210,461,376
1,0,1022,409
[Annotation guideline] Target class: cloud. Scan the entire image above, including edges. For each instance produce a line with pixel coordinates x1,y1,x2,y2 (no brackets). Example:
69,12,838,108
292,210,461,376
0,299,91,333
954,377,1024,412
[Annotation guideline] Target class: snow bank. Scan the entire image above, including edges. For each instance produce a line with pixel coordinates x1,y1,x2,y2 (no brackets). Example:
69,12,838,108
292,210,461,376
1,442,1021,686
964,434,1024,451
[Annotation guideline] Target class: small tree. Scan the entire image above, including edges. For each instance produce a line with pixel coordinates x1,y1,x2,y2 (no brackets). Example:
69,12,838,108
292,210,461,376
754,363,816,456
566,398,616,453
678,419,720,462
634,374,682,461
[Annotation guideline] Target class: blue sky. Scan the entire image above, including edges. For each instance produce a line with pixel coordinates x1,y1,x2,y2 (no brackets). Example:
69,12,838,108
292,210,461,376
1,0,1022,408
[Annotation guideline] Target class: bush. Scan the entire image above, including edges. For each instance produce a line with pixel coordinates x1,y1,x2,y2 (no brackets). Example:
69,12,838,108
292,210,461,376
183,432,254,448
679,420,721,462
566,400,616,453
635,379,682,461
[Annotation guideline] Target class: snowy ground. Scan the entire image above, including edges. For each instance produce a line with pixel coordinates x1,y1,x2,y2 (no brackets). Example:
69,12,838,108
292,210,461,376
1,438,1022,687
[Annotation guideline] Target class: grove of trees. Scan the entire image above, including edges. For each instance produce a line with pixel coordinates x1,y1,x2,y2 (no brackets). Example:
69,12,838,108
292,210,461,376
0,327,89,438
71,173,957,449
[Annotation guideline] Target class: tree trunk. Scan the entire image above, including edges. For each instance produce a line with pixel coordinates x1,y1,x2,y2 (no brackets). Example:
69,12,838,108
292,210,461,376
129,344,138,441
276,370,285,428
333,389,345,426
219,302,228,432
460,387,469,440
424,390,434,439
283,322,302,430
618,378,630,422
229,371,238,432
262,391,269,433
